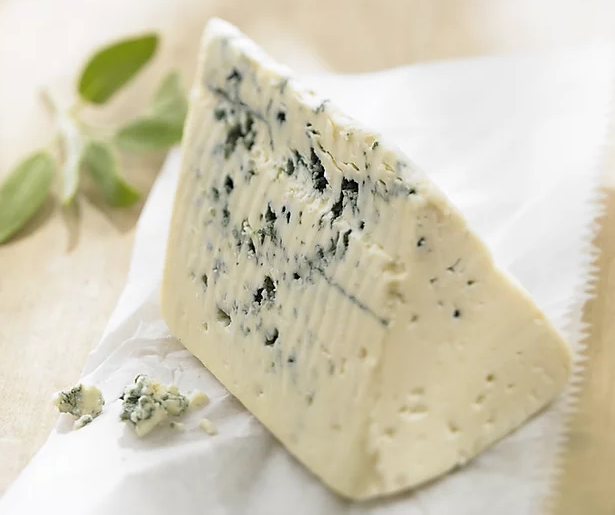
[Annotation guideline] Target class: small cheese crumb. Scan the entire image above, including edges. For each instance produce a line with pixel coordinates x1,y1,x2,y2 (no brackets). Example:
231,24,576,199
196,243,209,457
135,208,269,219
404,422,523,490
74,414,94,430
190,390,210,408
199,418,217,435
170,421,186,432
119,375,190,437
53,384,105,429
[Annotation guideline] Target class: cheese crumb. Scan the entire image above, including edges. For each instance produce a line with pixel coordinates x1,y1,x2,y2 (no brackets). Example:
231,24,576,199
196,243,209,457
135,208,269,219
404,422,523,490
199,418,217,435
53,384,104,429
190,390,210,408
120,375,190,437
170,421,186,432
74,414,94,430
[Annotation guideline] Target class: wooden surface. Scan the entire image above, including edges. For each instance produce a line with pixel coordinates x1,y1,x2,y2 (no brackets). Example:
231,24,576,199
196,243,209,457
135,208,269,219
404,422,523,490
0,0,613,512
553,187,615,515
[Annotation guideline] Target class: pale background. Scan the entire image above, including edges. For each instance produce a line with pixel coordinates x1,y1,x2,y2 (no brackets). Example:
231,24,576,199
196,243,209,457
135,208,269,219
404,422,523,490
0,1,614,514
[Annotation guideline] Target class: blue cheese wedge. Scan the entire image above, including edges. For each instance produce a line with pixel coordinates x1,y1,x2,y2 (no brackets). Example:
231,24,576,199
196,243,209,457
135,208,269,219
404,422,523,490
119,375,189,437
161,18,572,500
53,384,104,430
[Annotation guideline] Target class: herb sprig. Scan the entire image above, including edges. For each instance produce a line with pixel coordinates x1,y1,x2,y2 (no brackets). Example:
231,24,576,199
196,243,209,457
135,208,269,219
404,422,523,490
0,33,188,244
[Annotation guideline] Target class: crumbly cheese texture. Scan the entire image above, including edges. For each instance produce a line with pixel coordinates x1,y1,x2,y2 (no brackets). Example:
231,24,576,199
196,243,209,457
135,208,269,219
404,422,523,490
190,389,210,408
119,375,189,437
53,384,104,429
170,421,187,432
199,418,218,435
161,19,572,500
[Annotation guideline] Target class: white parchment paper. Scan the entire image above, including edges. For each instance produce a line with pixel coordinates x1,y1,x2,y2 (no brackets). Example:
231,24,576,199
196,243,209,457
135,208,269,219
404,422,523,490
1,45,613,515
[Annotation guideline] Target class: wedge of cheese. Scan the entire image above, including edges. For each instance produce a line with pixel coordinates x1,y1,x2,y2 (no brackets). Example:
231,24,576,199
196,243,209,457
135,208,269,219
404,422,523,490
161,18,571,500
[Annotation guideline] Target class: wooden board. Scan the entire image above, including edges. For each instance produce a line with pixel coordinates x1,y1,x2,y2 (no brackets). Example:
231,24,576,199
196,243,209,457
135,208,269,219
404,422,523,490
0,0,613,512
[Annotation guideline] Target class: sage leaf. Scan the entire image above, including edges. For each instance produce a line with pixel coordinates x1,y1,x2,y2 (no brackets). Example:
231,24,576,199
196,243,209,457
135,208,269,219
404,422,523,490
115,117,184,151
0,152,55,244
114,72,187,151
82,141,140,207
150,72,188,124
78,34,159,105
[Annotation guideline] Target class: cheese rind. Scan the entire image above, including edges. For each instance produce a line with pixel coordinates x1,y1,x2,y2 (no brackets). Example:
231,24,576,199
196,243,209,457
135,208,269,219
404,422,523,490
161,18,571,499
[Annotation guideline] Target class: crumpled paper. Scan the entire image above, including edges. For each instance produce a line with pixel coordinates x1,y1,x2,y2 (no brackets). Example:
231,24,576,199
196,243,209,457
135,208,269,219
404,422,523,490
1,44,612,515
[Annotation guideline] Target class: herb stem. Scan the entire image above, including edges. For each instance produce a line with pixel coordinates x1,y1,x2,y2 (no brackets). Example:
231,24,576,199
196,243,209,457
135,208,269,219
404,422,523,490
39,88,59,116
75,120,116,141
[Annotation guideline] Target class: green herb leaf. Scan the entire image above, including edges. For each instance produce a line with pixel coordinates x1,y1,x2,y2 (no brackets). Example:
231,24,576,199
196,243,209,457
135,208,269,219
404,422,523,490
115,117,184,151
78,34,159,105
59,116,84,204
82,141,140,207
114,72,187,151
0,152,55,244
150,72,188,124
